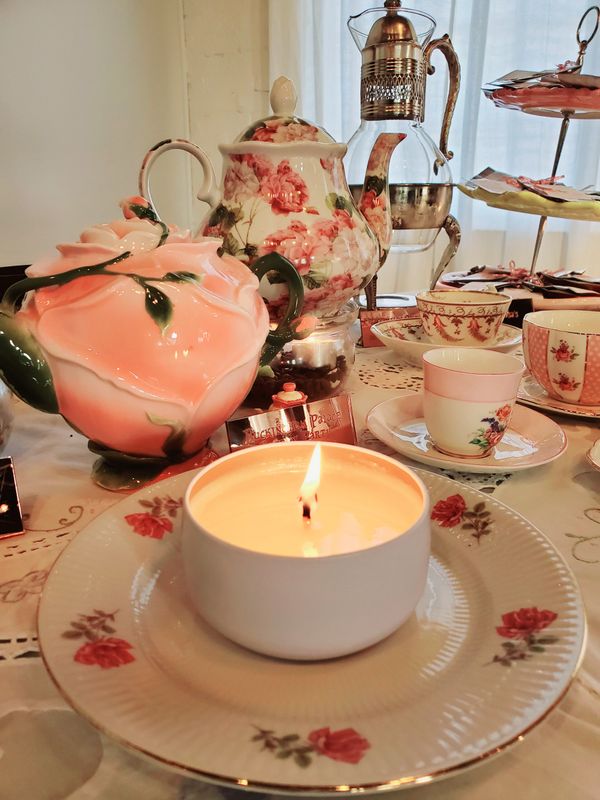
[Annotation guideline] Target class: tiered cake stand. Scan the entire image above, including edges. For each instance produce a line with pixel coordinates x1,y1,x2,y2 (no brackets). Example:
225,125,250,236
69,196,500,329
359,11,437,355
462,6,600,275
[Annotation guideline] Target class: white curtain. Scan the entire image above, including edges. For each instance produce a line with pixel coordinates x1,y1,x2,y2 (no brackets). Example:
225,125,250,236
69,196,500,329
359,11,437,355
269,0,600,291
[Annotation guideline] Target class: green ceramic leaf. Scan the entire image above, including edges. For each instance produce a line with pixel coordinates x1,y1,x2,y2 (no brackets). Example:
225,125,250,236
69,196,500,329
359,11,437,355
130,202,159,223
146,414,187,460
240,121,267,141
325,192,353,214
364,175,386,196
144,285,172,332
304,270,328,290
207,203,229,227
90,456,166,492
161,271,202,285
221,233,243,257
0,312,58,413
207,204,240,231
266,270,288,285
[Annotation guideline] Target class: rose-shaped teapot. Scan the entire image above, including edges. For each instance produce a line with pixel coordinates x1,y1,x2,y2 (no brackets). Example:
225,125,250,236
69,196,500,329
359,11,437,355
0,198,304,489
139,77,404,320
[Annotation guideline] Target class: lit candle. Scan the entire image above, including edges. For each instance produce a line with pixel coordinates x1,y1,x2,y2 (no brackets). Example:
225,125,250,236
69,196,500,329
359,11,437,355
299,442,320,523
182,442,431,660
188,443,423,557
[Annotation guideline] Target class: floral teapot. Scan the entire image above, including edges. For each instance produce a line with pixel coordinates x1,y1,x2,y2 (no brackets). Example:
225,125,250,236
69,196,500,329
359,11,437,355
0,198,305,489
139,77,404,320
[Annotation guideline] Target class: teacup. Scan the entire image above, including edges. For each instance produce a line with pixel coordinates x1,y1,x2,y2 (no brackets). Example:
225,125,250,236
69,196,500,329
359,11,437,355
416,290,512,346
422,348,524,458
522,310,600,405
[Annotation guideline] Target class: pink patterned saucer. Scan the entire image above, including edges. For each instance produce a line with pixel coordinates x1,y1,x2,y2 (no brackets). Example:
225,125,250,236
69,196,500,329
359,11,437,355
517,373,600,420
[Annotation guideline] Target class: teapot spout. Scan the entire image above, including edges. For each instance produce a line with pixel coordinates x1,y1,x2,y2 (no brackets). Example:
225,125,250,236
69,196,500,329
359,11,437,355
358,133,405,265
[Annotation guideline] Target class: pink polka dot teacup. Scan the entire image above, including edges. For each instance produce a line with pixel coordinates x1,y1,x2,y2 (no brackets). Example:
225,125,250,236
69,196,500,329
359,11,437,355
522,310,600,405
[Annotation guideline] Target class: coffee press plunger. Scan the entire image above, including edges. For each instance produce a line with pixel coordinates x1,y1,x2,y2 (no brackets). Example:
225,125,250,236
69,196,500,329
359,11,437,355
345,0,461,308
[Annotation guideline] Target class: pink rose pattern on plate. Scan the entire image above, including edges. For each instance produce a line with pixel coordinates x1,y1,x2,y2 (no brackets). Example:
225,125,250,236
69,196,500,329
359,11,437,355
252,725,370,767
431,494,493,542
63,610,135,669
124,494,182,540
489,607,559,666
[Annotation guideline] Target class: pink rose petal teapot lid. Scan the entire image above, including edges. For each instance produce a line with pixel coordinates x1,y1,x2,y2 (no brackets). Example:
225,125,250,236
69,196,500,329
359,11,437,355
234,76,336,144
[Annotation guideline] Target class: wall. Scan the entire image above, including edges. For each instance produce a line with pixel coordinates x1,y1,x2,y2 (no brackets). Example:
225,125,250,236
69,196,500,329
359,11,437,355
182,0,270,230
0,0,190,265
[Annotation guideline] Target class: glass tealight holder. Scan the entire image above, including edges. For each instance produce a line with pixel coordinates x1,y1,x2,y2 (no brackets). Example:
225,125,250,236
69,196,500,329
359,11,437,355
245,303,358,408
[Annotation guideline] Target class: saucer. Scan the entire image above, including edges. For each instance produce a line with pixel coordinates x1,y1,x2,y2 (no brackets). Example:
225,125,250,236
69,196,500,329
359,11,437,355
367,392,567,473
586,440,600,470
38,470,585,794
371,320,521,366
517,373,600,420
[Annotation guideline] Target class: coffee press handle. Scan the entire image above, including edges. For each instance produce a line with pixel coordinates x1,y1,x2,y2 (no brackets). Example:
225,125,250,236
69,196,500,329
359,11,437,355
424,34,461,164
138,138,220,219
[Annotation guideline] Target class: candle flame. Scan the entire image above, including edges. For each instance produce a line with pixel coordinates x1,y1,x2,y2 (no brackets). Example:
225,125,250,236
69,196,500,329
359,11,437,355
299,444,321,521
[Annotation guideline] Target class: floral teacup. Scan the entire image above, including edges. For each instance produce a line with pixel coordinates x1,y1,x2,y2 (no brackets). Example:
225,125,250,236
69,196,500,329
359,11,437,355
416,290,512,346
522,310,600,404
422,348,524,458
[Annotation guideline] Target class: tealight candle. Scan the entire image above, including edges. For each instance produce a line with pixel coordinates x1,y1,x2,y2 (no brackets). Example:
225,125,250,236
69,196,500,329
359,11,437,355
182,442,430,660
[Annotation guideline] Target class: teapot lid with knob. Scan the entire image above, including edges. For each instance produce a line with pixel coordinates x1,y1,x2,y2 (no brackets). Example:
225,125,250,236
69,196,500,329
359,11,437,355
234,76,336,144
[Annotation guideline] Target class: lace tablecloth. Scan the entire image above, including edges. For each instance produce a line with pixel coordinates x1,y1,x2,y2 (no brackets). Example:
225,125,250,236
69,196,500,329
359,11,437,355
1,347,599,800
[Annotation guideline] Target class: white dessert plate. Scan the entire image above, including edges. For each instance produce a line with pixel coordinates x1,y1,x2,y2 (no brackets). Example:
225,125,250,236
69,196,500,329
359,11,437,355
371,320,521,366
367,393,567,473
517,373,600,420
38,470,585,794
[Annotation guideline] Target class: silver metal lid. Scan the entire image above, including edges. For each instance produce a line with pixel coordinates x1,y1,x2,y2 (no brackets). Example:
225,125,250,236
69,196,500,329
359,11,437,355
358,1,428,121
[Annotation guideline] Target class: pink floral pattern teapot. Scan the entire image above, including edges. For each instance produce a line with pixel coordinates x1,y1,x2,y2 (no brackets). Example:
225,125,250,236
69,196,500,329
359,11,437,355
139,77,404,320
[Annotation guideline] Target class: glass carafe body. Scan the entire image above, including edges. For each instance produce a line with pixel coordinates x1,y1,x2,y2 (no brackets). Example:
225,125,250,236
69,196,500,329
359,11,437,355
346,118,452,254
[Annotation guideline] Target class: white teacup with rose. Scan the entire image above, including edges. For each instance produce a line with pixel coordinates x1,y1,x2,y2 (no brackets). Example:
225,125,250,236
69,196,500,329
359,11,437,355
422,348,524,458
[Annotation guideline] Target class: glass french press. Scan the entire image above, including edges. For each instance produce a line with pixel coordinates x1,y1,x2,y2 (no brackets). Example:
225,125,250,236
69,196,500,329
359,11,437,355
345,0,461,307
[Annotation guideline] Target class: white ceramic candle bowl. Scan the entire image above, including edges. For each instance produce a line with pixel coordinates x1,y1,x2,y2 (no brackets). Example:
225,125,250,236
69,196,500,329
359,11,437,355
416,290,512,346
422,348,524,458
522,310,600,404
181,442,430,660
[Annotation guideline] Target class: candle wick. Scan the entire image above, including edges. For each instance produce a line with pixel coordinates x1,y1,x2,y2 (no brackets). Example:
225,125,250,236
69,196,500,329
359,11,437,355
300,492,317,522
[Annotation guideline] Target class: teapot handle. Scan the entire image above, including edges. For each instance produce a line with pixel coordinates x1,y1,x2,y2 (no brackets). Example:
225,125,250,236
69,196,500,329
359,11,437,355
138,138,219,224
250,253,305,368
424,34,461,166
